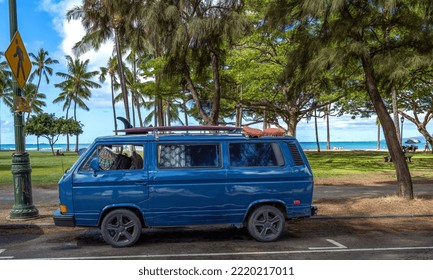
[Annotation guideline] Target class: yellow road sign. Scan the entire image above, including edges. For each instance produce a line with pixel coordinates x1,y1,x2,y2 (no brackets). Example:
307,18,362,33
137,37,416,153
5,31,32,90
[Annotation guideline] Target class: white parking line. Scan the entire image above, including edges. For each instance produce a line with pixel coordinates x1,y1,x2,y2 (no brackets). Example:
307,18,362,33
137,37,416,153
308,239,347,250
33,245,433,260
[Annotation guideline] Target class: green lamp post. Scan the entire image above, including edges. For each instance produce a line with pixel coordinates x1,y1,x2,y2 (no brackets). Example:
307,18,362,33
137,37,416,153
8,0,39,219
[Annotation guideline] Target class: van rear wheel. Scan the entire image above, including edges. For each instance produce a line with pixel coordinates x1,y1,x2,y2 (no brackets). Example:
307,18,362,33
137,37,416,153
247,205,285,242
101,209,142,247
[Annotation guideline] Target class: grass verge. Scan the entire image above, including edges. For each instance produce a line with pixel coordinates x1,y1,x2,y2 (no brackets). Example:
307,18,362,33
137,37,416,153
0,151,79,186
306,151,433,185
1,150,433,187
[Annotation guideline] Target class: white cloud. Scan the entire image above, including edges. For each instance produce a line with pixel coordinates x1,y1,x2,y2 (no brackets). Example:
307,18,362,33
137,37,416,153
39,0,113,69
38,0,115,109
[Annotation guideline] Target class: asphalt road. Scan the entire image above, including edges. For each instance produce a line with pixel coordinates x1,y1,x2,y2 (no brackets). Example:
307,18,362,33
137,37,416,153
1,183,433,260
2,216,433,260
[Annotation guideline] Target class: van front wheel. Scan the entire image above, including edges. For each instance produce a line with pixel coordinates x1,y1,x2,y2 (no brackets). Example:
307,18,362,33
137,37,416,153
247,205,285,242
101,209,142,247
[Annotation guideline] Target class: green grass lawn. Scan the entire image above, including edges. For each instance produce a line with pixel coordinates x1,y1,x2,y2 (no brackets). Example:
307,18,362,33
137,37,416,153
1,150,432,187
306,151,433,183
0,151,79,186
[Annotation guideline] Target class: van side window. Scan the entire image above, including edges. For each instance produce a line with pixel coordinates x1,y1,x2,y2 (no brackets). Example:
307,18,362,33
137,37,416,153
80,144,144,171
229,142,285,167
158,144,220,168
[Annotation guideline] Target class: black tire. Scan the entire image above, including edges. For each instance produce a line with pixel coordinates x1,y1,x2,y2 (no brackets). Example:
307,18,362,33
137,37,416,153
247,205,285,242
101,209,142,247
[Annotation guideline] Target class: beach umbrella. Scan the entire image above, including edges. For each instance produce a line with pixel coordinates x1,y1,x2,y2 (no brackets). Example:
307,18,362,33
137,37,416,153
405,138,421,144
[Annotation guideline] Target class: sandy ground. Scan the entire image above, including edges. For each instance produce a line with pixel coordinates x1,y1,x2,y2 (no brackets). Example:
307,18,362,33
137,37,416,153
1,166,433,227
1,185,433,227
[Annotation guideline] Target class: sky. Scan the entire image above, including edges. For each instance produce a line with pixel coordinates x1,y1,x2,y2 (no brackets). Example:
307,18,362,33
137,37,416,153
0,0,431,147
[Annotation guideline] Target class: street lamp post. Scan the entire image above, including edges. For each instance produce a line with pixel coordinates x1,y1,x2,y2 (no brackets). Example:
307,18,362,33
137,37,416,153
400,116,404,146
8,0,39,219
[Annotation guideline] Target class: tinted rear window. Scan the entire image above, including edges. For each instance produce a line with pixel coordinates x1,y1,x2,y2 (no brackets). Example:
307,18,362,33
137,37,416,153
158,144,220,168
229,142,285,167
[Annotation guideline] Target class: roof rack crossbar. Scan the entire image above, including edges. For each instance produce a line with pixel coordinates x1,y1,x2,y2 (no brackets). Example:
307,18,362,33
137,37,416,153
115,125,242,135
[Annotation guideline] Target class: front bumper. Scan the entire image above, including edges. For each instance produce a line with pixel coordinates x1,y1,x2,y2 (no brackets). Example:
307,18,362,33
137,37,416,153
53,208,76,227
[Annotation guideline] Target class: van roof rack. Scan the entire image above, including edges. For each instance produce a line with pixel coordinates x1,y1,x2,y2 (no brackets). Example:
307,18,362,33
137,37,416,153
116,125,242,135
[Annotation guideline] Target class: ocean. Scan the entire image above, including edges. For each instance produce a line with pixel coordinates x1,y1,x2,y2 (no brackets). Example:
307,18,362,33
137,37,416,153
300,141,389,151
0,141,391,151
0,143,91,152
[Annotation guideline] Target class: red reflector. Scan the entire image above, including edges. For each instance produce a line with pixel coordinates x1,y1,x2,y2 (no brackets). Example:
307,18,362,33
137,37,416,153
294,200,301,205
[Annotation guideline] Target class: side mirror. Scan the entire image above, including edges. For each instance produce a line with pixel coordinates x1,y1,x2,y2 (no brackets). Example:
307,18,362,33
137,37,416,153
90,158,100,176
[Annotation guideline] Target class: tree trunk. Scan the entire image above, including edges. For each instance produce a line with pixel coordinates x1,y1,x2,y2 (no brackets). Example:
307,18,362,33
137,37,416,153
157,96,164,127
326,104,331,150
166,99,171,127
236,86,243,127
286,114,298,137
130,92,141,128
111,74,118,135
399,110,433,154
66,102,71,151
314,108,320,152
391,83,401,144
155,72,164,127
49,139,55,156
131,56,137,127
114,31,130,122
377,119,381,150
136,95,143,127
131,94,136,127
74,100,79,153
153,97,158,127
361,54,413,199
209,51,221,125
183,99,189,126
183,67,211,124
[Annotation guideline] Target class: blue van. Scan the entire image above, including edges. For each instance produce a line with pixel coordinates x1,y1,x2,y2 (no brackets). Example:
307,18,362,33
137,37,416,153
53,126,315,247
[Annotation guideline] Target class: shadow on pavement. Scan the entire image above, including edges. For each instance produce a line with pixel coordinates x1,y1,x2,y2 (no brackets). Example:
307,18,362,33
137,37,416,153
0,224,45,246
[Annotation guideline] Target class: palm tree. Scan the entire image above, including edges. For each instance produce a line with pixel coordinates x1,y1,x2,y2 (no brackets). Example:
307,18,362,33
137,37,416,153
66,0,145,123
1,52,13,149
28,48,59,94
0,51,13,109
141,0,247,125
53,83,73,150
22,83,46,122
21,83,47,151
26,49,58,150
55,55,100,152
99,56,120,133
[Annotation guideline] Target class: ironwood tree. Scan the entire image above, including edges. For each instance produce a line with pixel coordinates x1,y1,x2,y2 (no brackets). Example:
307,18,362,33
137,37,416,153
266,0,433,199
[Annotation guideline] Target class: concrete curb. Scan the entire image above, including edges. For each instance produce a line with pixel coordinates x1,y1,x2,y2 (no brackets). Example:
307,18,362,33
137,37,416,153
3,214,433,229
0,223,54,229
311,214,433,220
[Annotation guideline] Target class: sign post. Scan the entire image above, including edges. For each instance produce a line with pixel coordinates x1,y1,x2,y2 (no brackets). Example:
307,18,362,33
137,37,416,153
6,0,38,219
